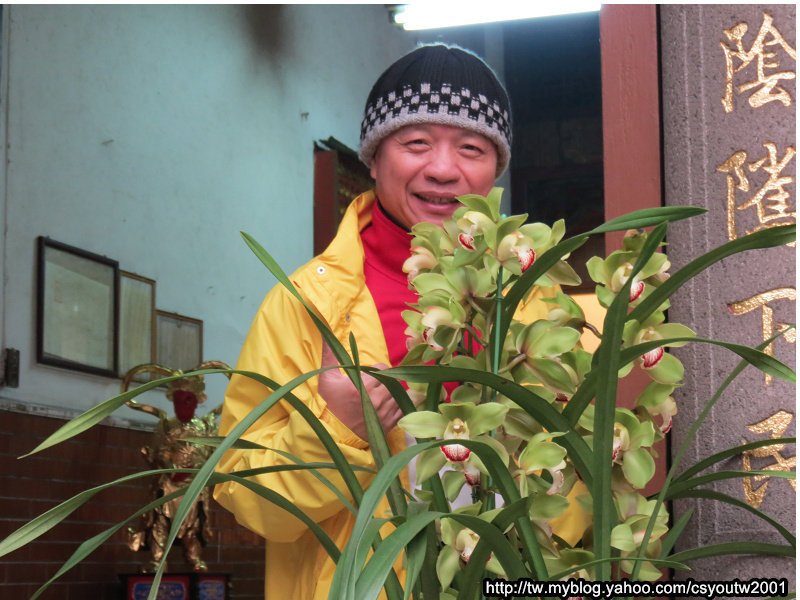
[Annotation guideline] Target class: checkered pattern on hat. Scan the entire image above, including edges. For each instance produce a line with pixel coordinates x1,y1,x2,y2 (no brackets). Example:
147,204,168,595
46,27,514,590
359,44,512,176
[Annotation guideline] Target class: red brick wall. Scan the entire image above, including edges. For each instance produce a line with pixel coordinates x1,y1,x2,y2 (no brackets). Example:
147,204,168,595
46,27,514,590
0,410,265,599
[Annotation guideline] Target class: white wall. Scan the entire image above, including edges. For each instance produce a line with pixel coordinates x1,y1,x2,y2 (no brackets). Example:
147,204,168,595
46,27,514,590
0,5,416,425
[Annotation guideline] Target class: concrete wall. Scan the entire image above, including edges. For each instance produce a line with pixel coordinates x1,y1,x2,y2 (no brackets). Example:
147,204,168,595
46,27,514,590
0,5,416,424
661,4,795,584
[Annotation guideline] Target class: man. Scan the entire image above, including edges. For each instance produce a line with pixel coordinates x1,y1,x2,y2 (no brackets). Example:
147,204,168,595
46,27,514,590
214,44,588,599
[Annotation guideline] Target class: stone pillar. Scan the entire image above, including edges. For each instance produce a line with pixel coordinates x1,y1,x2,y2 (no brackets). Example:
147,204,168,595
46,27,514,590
661,4,795,586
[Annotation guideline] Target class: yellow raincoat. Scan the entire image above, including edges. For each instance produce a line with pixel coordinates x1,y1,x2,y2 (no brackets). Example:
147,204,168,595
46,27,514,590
213,191,590,599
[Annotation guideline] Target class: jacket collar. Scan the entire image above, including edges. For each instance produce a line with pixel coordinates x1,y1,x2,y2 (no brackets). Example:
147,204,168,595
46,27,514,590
306,190,376,311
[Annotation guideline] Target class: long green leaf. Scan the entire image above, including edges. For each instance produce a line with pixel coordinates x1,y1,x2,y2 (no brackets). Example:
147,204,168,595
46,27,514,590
331,438,548,600
593,222,668,581
619,337,795,383
457,497,532,598
20,369,231,457
659,508,694,559
547,556,688,581
630,332,785,579
629,224,795,324
355,511,445,600
186,436,378,515
244,231,408,528
241,232,354,368
29,470,339,599
669,489,795,546
349,335,405,520
667,542,794,562
403,504,430,600
665,469,795,498
674,437,796,482
145,366,368,600
0,468,177,558
587,206,706,234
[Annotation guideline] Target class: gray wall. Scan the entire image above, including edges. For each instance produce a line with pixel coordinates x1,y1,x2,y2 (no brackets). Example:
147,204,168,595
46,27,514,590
661,4,795,584
0,5,416,423
0,6,510,427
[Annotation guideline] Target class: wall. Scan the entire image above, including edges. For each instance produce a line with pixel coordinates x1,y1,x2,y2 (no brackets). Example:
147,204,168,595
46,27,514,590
1,411,266,599
661,4,795,583
0,5,414,422
0,5,416,598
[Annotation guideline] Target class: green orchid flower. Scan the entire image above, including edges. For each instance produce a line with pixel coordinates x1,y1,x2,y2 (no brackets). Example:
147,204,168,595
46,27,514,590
621,311,695,383
586,231,671,308
517,431,569,495
636,381,679,435
610,409,657,490
398,402,510,486
509,320,583,399
611,491,670,580
436,504,508,590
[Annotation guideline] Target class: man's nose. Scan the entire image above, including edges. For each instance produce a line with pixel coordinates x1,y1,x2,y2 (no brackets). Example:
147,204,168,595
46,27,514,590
423,147,460,183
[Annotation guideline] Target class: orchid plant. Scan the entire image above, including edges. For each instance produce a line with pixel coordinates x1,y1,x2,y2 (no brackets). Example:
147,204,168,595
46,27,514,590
0,189,795,600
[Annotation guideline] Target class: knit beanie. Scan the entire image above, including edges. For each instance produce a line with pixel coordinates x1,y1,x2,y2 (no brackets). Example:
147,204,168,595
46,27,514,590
359,44,512,176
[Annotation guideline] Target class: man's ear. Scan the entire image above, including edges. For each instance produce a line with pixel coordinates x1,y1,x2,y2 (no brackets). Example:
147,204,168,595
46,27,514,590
369,158,377,181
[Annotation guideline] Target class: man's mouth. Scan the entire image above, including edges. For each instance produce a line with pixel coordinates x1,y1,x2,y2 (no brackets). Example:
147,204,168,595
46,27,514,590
414,193,458,205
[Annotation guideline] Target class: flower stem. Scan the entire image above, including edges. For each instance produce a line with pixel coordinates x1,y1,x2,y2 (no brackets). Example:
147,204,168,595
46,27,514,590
582,321,603,339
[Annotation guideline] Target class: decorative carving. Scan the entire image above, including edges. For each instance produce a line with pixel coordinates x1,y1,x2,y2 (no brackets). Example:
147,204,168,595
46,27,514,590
721,12,796,113
741,410,796,508
728,288,795,385
718,143,795,244
122,361,231,573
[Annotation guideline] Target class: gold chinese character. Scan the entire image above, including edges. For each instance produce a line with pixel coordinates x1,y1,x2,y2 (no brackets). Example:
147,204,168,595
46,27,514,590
728,288,796,385
721,12,796,113
742,410,796,508
718,143,796,242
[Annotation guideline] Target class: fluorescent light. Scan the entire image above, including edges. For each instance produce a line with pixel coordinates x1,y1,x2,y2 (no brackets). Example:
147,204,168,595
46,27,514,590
392,2,601,31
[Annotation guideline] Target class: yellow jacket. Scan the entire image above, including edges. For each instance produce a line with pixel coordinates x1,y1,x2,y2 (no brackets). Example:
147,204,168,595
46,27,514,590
213,191,589,599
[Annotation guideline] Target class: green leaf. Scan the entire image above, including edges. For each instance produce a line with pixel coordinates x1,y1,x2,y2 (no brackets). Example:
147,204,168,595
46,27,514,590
588,206,707,233
674,437,796,482
670,489,794,547
666,469,795,498
591,221,667,581
20,369,230,458
28,470,339,600
630,330,789,580
629,224,795,323
620,337,795,384
667,542,794,563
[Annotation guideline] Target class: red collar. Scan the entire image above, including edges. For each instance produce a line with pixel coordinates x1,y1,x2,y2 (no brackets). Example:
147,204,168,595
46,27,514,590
361,200,412,284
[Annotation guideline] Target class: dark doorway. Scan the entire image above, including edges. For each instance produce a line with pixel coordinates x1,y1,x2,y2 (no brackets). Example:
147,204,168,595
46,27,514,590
504,13,604,290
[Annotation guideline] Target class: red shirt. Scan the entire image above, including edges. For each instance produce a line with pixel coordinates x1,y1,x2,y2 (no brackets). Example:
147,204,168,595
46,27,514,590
360,200,417,368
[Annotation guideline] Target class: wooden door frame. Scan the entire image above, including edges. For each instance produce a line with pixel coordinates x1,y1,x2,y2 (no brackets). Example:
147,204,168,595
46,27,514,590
599,4,666,493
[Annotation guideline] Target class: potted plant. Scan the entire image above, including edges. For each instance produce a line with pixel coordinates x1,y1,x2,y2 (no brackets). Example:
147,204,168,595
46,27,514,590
1,189,794,600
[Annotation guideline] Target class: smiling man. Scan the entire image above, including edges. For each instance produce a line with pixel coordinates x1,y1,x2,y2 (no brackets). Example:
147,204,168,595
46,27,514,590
213,45,587,599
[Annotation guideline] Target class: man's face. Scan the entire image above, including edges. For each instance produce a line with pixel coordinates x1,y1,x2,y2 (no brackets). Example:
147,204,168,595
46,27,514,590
369,124,498,229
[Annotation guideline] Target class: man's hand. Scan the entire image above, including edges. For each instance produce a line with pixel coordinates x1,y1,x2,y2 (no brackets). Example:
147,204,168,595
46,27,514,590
318,343,400,441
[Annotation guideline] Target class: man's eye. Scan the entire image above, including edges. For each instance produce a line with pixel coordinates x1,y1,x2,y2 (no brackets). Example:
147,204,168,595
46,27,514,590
462,144,484,154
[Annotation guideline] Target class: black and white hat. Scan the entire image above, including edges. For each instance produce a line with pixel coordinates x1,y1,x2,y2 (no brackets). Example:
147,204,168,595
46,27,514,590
359,44,512,176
